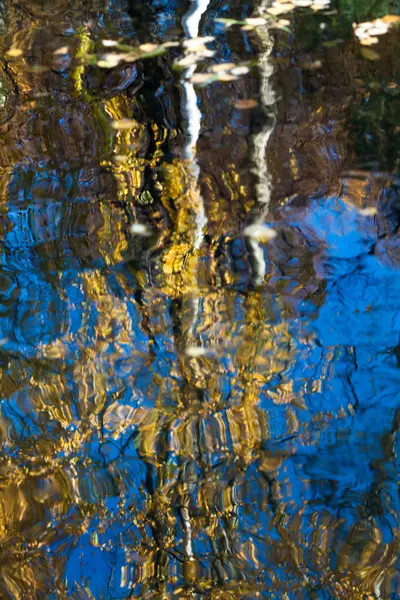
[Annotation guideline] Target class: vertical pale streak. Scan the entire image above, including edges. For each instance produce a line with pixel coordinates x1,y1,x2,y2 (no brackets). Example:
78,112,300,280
246,9,276,286
178,0,210,562
182,0,210,39
181,0,209,252
251,28,275,210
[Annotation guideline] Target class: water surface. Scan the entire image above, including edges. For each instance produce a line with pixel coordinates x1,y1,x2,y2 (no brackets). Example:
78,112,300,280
0,0,399,598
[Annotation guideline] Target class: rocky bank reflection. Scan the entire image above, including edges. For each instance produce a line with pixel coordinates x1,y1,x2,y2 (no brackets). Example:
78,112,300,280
0,0,397,598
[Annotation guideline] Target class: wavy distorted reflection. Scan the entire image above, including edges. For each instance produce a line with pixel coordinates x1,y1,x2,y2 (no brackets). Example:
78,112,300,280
0,0,397,598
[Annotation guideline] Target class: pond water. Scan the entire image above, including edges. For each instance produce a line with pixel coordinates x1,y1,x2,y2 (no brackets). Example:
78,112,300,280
0,0,399,598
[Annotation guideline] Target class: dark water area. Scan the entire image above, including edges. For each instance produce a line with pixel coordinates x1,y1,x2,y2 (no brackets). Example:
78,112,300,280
0,0,399,598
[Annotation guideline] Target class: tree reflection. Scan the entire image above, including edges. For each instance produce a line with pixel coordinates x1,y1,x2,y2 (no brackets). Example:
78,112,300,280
0,0,397,598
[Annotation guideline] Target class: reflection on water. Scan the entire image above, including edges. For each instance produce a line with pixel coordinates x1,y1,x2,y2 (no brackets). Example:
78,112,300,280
0,0,399,598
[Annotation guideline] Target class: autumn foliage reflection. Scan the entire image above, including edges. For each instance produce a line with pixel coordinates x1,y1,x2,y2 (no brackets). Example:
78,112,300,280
0,0,397,598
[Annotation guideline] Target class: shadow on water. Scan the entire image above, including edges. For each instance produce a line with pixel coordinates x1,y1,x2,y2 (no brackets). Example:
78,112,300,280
0,0,398,598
